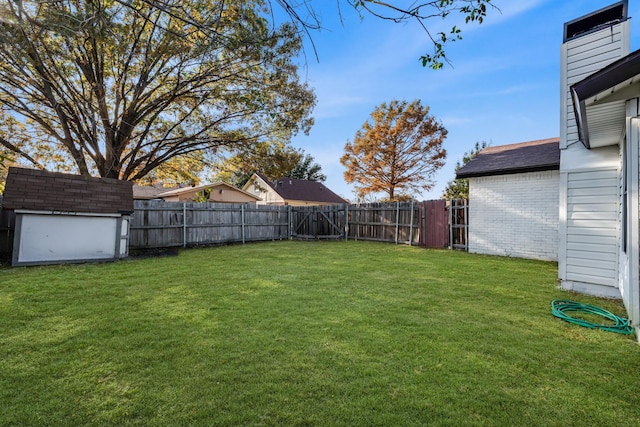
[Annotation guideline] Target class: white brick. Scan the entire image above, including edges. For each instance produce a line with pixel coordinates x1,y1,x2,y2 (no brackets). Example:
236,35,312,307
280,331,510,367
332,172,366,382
468,170,559,261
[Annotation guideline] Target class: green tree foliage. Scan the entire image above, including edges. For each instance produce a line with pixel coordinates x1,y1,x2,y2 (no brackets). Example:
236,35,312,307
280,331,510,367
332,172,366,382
341,99,447,201
276,0,495,69
192,187,213,203
0,0,315,181
289,153,326,182
214,141,325,188
442,141,488,199
137,152,206,187
0,148,10,193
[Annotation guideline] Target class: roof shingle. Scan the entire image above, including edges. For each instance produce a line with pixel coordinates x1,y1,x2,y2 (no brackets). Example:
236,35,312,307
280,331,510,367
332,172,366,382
2,167,133,214
456,138,560,179
257,173,347,204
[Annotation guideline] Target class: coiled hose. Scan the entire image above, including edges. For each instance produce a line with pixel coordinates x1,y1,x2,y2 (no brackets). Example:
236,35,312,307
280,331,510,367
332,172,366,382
551,300,634,335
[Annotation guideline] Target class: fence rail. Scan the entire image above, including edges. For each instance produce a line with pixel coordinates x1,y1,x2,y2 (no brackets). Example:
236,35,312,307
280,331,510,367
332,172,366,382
130,201,289,248
291,204,346,240
129,199,466,250
1,198,468,254
347,202,418,245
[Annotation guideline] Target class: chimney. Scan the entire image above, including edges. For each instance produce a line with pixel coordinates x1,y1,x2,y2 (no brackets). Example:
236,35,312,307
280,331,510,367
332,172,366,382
560,1,629,150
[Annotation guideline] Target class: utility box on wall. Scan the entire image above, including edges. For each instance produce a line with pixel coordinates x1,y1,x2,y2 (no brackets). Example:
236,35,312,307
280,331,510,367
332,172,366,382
1,167,133,266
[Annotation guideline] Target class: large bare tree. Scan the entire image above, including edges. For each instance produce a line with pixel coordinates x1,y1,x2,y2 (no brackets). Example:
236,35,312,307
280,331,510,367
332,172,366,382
0,0,315,180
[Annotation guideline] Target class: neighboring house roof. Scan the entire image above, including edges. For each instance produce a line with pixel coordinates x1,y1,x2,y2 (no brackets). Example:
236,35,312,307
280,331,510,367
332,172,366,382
132,183,168,200
2,167,133,214
456,138,560,179
250,173,347,204
571,48,640,149
133,182,260,202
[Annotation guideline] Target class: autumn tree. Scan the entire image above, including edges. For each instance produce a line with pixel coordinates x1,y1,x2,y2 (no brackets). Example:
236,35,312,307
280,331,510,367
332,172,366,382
137,152,206,187
0,0,315,181
341,99,446,201
0,147,11,193
214,141,324,187
442,140,488,199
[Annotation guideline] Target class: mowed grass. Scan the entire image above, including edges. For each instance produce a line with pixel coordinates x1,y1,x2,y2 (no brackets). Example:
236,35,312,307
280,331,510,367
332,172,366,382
1,241,639,426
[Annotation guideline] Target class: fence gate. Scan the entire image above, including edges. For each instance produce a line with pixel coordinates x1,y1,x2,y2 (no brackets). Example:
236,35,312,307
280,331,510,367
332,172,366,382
418,200,449,248
449,199,468,251
290,205,346,240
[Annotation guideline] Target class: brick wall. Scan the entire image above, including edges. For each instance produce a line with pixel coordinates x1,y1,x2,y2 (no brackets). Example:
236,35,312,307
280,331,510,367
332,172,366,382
468,170,559,261
2,167,133,214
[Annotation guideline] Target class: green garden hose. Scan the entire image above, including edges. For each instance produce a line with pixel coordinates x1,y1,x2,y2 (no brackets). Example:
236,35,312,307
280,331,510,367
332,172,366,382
551,300,634,335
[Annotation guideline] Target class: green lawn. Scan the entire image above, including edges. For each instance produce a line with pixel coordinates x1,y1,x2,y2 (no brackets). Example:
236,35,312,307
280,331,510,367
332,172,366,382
1,241,639,426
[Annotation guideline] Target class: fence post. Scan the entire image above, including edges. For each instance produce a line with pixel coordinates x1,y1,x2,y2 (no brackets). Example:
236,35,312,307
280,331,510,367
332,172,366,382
464,199,468,251
288,205,292,240
448,200,453,250
182,202,187,248
395,201,400,245
241,204,245,244
344,204,349,241
409,200,414,246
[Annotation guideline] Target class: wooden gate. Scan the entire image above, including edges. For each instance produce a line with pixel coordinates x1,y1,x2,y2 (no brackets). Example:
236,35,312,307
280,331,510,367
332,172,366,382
290,205,346,240
449,199,468,251
418,200,449,248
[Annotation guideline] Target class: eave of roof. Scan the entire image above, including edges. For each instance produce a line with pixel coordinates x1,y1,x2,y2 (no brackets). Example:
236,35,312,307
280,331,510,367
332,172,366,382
571,48,640,149
456,138,560,179
135,182,261,200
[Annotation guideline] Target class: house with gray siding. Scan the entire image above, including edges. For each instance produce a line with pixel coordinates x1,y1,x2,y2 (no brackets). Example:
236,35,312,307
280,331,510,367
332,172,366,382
458,1,640,338
558,1,629,300
559,0,640,337
458,0,640,336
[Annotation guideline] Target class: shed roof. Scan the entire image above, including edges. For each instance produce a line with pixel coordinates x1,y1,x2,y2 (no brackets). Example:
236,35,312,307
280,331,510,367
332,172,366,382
2,167,133,214
456,138,560,179
256,173,347,204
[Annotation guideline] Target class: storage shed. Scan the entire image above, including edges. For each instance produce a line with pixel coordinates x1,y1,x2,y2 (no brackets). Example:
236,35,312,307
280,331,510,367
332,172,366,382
1,167,133,266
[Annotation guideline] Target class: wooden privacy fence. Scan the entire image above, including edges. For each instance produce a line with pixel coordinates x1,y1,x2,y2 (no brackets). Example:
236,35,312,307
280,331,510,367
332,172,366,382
418,200,449,249
126,199,468,250
291,205,346,240
450,199,468,251
348,202,418,245
130,201,289,248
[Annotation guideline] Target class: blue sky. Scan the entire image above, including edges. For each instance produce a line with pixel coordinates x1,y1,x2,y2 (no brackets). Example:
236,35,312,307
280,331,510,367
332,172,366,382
287,1,640,201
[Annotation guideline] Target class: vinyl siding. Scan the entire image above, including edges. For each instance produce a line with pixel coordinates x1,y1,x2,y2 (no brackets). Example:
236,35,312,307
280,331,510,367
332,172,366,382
565,169,619,287
560,21,629,149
